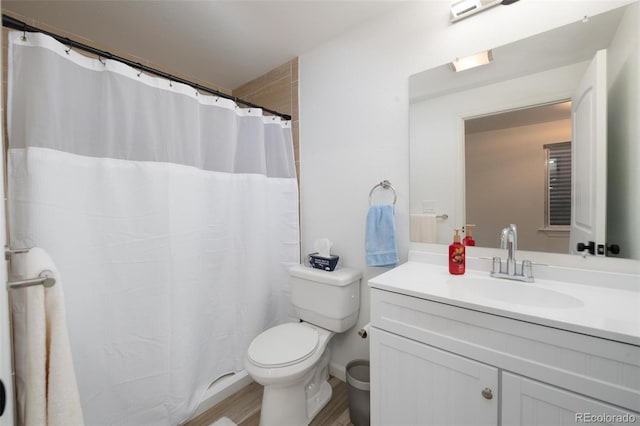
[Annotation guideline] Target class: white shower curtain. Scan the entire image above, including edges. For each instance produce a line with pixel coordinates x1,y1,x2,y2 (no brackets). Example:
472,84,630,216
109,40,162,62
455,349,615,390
7,32,299,425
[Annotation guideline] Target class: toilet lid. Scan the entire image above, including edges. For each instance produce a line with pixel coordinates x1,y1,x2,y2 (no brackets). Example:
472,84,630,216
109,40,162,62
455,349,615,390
248,323,319,368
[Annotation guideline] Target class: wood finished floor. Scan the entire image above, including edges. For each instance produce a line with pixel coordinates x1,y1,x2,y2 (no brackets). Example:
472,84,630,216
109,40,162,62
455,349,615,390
184,376,353,426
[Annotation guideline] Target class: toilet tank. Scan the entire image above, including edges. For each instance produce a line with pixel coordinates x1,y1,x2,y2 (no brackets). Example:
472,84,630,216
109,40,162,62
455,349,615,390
289,264,361,333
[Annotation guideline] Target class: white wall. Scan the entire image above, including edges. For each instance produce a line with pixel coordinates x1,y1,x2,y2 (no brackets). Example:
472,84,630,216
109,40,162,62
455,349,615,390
298,0,634,377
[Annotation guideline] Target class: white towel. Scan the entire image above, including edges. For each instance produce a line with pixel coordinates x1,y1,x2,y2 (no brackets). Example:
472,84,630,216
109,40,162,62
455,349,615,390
11,247,84,426
410,214,437,243
210,417,237,426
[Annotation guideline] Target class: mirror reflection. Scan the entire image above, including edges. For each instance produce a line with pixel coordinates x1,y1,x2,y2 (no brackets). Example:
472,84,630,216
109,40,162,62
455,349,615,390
409,2,639,259
465,102,572,254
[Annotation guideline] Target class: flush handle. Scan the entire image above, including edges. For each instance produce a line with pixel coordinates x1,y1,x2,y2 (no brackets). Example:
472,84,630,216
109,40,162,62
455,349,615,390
481,387,493,400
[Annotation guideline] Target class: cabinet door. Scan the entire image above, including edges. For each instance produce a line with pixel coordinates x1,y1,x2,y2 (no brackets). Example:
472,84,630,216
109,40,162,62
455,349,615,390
371,328,498,426
502,372,639,426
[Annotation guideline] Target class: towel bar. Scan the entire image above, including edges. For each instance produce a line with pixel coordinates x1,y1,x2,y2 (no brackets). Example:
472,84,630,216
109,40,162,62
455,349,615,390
414,213,448,220
7,270,56,289
369,180,397,205
4,247,30,260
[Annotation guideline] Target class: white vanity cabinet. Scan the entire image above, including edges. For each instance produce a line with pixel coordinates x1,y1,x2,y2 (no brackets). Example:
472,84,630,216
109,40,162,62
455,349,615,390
502,372,637,426
372,328,498,425
369,287,640,426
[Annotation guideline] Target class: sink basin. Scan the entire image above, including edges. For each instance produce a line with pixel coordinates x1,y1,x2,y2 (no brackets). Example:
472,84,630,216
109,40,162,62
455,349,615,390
446,277,584,309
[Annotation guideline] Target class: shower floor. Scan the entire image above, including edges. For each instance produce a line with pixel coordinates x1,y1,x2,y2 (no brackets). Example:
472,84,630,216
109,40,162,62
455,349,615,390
184,376,353,426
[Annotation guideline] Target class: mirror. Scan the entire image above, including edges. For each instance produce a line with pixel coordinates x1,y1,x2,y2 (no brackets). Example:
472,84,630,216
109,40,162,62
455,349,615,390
409,2,639,260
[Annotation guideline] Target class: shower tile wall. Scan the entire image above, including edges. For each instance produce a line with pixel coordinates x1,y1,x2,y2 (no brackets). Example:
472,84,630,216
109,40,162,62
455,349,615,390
233,58,300,181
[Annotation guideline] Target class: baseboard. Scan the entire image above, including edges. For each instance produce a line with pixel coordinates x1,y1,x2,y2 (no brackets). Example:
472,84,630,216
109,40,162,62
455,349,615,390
329,361,346,382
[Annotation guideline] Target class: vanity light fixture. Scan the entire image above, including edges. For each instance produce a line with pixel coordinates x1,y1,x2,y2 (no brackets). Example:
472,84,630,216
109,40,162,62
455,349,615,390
449,50,493,72
450,0,520,22
450,0,482,19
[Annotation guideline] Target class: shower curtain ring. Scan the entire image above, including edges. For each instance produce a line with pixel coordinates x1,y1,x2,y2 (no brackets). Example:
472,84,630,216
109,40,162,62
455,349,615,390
65,46,72,55
21,26,27,41
98,56,106,65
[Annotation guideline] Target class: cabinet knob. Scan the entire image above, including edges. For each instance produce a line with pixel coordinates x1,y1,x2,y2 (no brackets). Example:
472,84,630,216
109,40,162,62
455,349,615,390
481,387,493,400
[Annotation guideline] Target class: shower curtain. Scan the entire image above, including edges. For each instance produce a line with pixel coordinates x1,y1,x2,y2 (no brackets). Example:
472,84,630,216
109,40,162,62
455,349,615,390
7,32,299,425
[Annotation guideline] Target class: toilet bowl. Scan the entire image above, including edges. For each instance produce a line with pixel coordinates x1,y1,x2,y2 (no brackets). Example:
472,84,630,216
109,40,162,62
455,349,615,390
245,265,361,426
245,322,334,425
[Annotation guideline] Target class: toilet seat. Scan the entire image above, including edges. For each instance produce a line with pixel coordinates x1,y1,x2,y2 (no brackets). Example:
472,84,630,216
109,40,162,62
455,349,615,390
248,323,319,368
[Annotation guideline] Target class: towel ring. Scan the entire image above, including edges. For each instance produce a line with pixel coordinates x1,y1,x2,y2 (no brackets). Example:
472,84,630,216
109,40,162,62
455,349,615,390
369,180,397,205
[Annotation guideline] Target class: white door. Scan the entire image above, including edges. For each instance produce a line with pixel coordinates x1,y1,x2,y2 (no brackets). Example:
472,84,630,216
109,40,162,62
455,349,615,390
502,372,639,425
569,49,607,256
371,328,498,426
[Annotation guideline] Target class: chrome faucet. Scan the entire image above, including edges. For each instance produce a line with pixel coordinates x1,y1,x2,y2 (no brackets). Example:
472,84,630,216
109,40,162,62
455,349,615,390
491,224,534,282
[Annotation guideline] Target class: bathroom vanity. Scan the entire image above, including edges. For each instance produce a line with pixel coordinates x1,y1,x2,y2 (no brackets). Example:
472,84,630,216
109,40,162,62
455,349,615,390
369,252,640,425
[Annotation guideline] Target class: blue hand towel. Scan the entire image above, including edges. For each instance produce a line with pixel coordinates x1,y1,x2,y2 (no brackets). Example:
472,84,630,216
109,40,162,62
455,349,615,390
366,204,399,267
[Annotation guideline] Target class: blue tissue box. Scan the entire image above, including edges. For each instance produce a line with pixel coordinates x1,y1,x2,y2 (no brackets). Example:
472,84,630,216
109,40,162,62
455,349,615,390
308,253,339,271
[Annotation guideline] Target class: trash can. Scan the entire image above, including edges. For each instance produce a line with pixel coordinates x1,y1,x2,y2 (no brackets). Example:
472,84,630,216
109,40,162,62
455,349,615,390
346,359,370,426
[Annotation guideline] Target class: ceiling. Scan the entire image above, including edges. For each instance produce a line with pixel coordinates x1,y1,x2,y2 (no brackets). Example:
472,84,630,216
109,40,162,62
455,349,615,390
2,0,407,90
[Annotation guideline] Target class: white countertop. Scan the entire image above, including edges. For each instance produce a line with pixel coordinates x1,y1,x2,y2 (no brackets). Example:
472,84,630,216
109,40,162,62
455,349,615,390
369,261,640,346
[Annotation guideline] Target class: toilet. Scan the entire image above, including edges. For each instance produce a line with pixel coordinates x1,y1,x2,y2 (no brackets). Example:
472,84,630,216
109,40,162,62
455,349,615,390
245,264,362,426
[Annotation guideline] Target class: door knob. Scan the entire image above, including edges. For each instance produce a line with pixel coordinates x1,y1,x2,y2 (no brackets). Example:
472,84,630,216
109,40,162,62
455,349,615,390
576,241,595,255
481,387,493,400
607,244,620,255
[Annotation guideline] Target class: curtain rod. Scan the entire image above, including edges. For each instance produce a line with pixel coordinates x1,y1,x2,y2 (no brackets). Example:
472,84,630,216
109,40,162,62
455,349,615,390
2,14,292,121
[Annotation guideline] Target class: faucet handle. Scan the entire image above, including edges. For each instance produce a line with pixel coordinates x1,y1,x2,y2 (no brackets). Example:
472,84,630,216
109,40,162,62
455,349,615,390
522,260,533,278
492,257,502,274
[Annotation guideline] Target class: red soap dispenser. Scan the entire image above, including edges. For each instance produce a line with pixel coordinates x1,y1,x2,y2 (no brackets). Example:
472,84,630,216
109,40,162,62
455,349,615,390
463,224,476,246
449,228,466,275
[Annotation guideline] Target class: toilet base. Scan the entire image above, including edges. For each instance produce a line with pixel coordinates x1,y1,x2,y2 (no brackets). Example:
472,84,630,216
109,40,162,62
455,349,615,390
258,348,332,426
259,377,332,426
306,380,332,422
